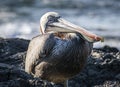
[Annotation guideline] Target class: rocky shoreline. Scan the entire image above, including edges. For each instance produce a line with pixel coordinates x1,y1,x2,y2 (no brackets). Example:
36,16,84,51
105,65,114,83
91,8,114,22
0,37,120,87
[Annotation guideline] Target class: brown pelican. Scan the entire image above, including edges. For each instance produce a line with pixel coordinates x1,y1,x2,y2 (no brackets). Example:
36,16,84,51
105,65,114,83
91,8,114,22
25,12,103,87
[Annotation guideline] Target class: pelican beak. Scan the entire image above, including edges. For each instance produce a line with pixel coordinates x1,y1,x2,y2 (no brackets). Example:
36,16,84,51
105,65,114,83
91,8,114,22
47,18,104,42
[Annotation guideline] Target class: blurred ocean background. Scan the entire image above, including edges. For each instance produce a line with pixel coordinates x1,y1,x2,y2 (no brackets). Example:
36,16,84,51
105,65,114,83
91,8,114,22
0,0,120,49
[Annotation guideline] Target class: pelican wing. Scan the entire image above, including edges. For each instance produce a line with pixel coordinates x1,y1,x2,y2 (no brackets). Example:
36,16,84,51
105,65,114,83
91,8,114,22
25,34,55,74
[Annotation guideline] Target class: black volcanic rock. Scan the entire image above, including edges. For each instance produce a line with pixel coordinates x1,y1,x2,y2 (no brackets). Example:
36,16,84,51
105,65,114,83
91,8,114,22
0,38,29,58
0,37,120,87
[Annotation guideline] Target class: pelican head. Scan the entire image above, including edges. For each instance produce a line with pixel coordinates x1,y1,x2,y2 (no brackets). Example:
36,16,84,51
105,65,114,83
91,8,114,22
40,12,104,42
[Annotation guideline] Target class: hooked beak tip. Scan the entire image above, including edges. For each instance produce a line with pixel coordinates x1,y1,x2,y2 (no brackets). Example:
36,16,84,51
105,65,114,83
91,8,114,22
100,37,104,42
94,36,104,42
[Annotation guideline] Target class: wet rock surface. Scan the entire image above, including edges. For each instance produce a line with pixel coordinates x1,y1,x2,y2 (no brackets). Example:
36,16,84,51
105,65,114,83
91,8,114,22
0,37,120,87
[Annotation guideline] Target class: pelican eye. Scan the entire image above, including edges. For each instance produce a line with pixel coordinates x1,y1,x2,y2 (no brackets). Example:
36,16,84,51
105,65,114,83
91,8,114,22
48,16,60,24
